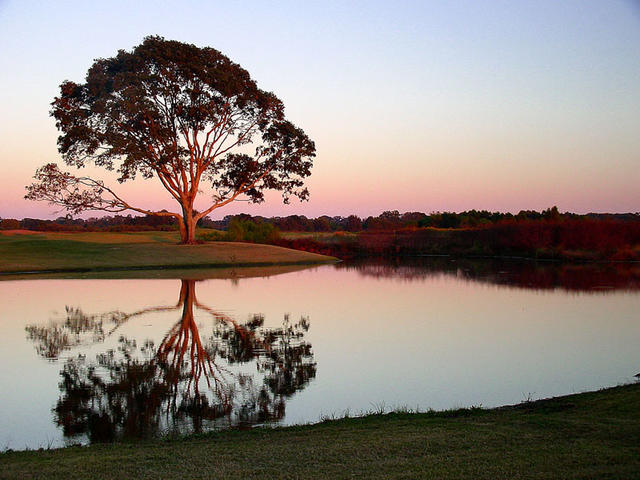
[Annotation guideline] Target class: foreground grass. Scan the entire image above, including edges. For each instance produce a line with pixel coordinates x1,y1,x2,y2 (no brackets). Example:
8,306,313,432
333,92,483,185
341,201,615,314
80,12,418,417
2,383,639,479
0,231,336,275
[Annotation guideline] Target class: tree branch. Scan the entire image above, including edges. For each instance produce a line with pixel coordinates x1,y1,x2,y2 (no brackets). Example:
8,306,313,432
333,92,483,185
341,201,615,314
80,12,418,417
25,163,181,219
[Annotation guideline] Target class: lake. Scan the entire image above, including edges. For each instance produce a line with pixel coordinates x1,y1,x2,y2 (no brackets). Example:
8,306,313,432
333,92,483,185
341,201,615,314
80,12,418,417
1,258,639,450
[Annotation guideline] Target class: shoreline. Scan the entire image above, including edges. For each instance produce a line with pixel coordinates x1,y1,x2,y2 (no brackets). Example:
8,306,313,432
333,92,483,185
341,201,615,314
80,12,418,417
0,259,338,277
2,382,639,478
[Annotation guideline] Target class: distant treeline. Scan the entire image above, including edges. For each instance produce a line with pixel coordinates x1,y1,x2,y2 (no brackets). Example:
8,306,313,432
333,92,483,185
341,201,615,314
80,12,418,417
0,213,178,232
1,207,639,233
225,207,639,232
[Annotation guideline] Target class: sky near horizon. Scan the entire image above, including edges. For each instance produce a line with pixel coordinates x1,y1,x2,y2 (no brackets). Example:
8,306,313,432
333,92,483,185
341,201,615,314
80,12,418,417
1,0,639,220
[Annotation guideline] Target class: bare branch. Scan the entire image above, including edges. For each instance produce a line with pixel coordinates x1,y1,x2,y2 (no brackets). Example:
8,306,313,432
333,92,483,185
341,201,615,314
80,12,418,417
25,163,181,219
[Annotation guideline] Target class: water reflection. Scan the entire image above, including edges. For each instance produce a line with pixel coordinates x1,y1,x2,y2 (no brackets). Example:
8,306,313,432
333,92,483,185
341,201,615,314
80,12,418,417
25,280,315,443
8,258,639,450
338,257,640,292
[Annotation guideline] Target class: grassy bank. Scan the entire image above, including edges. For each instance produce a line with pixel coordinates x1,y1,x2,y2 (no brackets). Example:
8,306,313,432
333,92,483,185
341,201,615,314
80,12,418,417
0,231,337,276
1,383,639,479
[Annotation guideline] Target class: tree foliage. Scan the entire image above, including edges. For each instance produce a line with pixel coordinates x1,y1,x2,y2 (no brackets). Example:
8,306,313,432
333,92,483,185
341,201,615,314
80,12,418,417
25,36,315,243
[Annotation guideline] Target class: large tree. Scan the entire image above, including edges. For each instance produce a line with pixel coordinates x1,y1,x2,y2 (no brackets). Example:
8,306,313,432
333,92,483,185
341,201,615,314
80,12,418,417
26,36,315,243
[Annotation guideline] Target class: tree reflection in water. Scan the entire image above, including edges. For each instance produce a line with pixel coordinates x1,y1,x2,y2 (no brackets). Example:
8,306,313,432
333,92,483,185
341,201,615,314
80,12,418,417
25,280,315,443
337,257,640,292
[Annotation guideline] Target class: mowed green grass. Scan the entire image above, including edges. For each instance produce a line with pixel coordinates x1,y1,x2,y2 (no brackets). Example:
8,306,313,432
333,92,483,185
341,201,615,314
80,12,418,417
1,383,639,480
0,230,337,274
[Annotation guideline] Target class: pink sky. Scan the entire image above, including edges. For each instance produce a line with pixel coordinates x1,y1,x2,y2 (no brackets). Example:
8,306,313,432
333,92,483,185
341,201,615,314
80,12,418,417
1,0,638,220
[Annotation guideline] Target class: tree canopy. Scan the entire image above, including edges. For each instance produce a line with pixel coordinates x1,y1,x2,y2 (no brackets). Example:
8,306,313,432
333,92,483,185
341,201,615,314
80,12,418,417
26,36,315,243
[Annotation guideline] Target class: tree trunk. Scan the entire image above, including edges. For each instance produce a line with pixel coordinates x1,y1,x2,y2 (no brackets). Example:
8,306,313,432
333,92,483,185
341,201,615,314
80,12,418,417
179,205,197,244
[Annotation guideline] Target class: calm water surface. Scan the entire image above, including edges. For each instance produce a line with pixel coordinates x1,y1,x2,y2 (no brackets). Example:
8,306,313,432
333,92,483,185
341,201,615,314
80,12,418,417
1,259,639,450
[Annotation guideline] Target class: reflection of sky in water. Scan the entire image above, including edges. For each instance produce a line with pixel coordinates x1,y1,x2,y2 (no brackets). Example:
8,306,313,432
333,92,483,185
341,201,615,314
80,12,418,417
1,261,639,450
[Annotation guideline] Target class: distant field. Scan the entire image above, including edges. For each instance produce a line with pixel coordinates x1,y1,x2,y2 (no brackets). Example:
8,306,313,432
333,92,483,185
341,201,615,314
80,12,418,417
0,230,183,243
0,230,337,276
1,383,639,479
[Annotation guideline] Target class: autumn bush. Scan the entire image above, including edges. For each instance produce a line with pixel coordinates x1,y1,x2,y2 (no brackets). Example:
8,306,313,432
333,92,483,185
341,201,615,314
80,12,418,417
199,219,280,244
274,219,640,261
